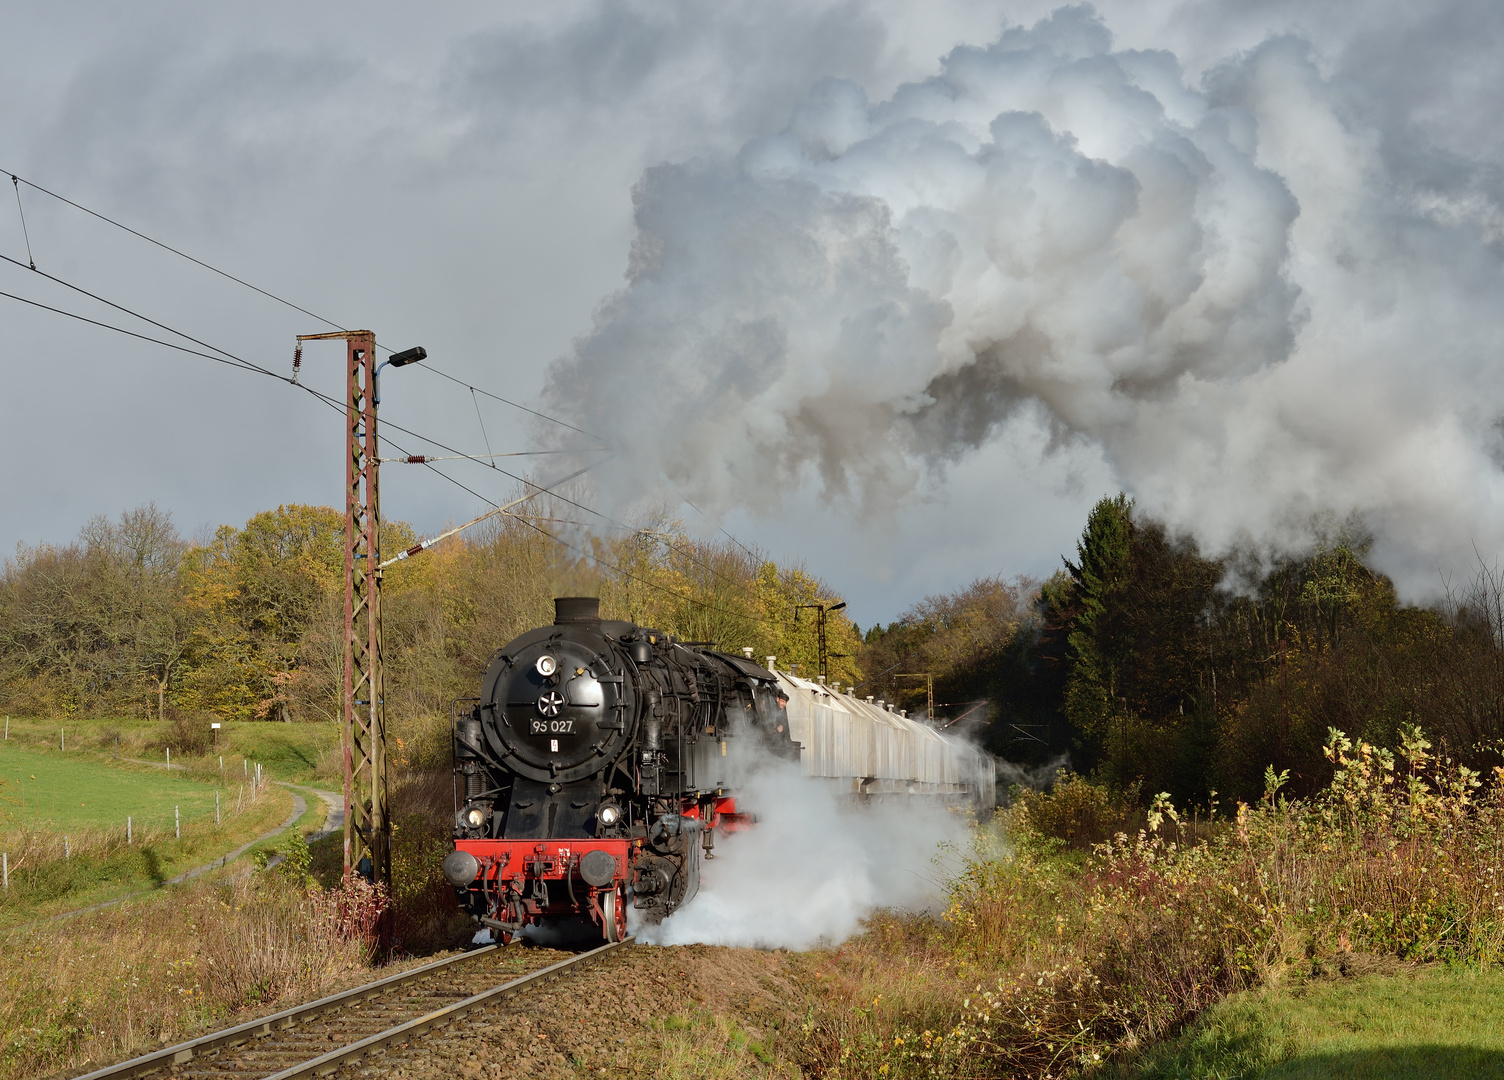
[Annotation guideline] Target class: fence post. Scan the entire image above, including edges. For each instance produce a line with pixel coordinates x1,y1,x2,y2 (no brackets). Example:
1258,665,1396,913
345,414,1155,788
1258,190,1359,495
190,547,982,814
166,747,170,767
65,837,70,861
127,816,132,845
3,852,7,890
216,791,221,825
175,805,180,839
60,728,64,751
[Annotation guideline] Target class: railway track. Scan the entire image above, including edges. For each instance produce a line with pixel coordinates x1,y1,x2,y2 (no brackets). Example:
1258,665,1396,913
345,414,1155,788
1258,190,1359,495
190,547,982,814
72,938,634,1080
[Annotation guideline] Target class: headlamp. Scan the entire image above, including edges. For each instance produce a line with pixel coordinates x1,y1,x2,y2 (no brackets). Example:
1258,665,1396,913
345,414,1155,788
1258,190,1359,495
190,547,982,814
465,807,486,828
598,804,621,826
535,654,558,677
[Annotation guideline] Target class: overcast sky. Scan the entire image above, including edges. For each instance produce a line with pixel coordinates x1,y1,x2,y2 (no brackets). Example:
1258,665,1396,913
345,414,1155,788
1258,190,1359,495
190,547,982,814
4,1,1503,626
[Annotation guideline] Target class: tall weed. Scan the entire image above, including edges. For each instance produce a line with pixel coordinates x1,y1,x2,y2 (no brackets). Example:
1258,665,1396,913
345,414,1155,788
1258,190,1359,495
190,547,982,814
0,871,385,1076
800,726,1504,1078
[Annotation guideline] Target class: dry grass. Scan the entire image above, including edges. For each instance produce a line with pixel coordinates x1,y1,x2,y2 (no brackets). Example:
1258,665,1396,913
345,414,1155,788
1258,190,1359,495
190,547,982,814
0,777,292,926
303,768,470,955
0,761,464,1076
387,769,470,953
794,726,1504,1078
0,868,385,1077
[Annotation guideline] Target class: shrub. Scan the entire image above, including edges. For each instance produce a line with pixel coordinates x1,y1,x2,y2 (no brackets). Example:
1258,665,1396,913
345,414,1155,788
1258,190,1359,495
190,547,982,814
1012,773,1140,849
0,871,384,1076
388,769,466,953
158,707,212,756
797,725,1504,1079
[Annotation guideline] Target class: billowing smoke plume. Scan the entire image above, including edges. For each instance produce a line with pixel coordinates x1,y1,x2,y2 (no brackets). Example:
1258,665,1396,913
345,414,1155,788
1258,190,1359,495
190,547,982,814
541,4,1504,590
635,750,969,949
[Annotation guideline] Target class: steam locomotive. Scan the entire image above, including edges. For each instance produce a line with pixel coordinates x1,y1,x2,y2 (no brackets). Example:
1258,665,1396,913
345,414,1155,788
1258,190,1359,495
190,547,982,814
440,596,995,943
440,597,787,942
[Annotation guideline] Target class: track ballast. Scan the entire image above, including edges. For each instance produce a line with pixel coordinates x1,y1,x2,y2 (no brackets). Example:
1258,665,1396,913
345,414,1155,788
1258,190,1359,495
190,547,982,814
70,939,633,1080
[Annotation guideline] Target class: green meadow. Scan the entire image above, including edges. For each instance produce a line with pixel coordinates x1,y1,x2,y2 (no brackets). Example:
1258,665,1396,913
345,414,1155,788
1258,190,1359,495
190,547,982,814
0,733,320,925
0,715,340,786
1119,966,1504,1079
0,742,227,833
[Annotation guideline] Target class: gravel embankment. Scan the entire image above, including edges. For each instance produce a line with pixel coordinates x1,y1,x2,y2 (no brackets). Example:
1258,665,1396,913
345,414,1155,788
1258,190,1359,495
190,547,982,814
344,943,807,1079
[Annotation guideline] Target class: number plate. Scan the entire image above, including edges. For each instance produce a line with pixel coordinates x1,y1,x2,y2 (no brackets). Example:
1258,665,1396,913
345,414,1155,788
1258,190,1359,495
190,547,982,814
530,719,576,735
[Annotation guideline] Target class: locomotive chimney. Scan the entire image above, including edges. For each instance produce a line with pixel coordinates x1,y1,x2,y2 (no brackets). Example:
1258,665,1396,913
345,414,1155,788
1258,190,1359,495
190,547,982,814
554,597,601,625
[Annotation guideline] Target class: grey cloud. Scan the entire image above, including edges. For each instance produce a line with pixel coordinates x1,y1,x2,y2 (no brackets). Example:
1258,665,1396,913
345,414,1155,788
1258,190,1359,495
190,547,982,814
8,0,1504,625
541,1,1504,597
449,0,891,157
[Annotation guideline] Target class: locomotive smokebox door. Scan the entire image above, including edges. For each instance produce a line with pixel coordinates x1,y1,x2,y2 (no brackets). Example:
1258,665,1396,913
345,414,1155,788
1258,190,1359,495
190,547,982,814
479,617,636,787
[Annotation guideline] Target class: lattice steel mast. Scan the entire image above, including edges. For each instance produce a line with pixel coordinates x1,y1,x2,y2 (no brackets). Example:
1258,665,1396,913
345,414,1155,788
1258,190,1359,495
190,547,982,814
296,330,422,887
794,600,848,681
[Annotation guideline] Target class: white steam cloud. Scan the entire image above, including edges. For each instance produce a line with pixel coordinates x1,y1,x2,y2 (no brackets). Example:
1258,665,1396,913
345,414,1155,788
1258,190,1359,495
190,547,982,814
637,752,968,949
542,3,1504,592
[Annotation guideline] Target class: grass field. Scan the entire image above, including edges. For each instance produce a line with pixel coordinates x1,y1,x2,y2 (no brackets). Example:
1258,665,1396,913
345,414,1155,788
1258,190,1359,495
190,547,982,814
0,742,229,833
0,714,340,784
0,738,306,925
1118,964,1504,1079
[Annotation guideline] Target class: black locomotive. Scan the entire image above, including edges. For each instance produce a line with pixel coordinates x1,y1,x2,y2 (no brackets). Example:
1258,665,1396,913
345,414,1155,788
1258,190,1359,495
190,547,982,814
440,596,789,941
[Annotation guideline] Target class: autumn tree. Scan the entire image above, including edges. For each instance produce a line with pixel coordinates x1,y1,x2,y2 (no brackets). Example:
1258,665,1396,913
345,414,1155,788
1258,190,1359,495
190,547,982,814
0,504,189,717
859,576,1036,721
179,504,345,721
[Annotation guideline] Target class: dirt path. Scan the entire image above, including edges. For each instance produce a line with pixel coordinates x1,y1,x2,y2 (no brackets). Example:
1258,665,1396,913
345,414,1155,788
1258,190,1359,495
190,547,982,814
38,781,340,922
297,783,344,841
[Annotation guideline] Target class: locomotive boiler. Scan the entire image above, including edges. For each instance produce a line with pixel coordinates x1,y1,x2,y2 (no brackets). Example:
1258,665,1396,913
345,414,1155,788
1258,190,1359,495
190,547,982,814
441,596,996,943
440,597,786,942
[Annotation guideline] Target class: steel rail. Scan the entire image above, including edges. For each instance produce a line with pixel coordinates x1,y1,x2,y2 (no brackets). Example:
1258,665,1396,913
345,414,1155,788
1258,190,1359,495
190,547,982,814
263,938,634,1079
70,944,502,1080
71,938,632,1080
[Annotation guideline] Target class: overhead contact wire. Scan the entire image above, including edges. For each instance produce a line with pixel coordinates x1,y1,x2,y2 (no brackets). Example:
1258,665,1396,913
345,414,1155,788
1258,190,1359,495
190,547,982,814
0,250,280,377
674,490,763,563
0,255,603,476
0,288,276,379
471,387,495,462
2,166,605,444
3,167,339,330
0,280,748,622
416,363,606,443
0,186,761,610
